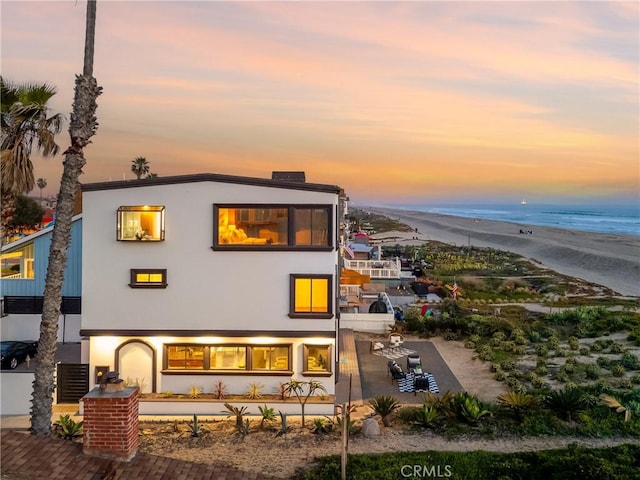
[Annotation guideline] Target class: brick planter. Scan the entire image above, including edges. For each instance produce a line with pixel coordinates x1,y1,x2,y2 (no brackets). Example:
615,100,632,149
82,386,139,462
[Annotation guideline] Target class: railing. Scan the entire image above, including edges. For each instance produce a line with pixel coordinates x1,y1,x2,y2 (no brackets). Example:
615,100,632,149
343,258,402,279
1,273,21,279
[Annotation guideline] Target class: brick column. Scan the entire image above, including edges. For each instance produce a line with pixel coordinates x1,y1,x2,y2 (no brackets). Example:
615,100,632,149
82,386,139,462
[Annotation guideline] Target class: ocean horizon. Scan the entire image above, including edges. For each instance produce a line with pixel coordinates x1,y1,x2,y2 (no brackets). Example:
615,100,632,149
371,202,640,237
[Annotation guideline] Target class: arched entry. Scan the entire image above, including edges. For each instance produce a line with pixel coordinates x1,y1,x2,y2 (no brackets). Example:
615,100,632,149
115,340,156,393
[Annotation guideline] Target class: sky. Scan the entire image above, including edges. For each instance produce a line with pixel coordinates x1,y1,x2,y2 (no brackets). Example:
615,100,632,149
1,0,639,206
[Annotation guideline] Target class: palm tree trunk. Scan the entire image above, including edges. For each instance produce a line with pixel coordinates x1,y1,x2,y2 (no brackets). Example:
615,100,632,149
31,0,101,436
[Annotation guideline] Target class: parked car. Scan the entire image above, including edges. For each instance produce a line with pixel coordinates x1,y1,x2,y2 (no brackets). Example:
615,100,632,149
0,341,38,369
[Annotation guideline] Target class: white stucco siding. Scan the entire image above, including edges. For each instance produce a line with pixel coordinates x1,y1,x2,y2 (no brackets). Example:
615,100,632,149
82,181,338,333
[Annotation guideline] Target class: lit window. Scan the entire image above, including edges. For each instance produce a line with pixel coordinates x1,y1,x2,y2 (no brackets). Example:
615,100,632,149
163,344,292,372
303,345,331,374
290,274,332,318
117,206,165,241
167,345,204,370
129,269,167,288
295,208,329,246
213,204,332,249
210,346,247,370
251,346,290,371
1,243,35,279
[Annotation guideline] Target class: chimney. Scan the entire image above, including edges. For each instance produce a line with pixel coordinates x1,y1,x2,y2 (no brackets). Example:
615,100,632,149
271,171,306,183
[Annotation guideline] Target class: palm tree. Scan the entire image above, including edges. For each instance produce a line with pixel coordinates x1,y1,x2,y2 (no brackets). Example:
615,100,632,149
131,156,149,179
36,178,47,202
1,77,63,244
31,0,101,436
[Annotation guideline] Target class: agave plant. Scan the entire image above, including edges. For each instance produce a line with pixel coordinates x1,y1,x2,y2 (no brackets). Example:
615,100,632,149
309,417,333,434
543,387,588,421
368,395,400,427
455,394,492,424
185,414,208,437
414,405,442,428
422,390,456,419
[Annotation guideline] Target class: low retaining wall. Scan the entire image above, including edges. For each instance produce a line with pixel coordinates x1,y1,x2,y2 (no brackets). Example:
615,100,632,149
340,312,394,334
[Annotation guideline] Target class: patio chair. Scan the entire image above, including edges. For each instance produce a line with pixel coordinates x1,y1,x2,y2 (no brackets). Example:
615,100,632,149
388,333,404,352
387,360,407,384
407,354,421,372
414,375,431,395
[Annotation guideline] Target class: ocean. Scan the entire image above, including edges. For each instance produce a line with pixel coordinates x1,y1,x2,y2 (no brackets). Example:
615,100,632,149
387,203,640,237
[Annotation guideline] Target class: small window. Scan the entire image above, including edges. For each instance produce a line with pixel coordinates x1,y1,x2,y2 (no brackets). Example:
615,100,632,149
217,207,288,246
290,274,332,318
210,346,247,370
294,208,329,246
303,344,331,375
167,345,205,370
117,206,165,241
251,346,290,371
129,269,167,288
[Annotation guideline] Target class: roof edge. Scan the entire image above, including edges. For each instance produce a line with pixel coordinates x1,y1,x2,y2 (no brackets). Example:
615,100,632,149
1,214,83,252
81,173,342,194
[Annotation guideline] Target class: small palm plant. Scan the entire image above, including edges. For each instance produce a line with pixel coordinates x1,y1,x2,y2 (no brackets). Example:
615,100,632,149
497,391,538,419
185,414,207,437
368,395,400,427
223,403,248,430
54,414,83,440
285,379,327,428
543,387,588,421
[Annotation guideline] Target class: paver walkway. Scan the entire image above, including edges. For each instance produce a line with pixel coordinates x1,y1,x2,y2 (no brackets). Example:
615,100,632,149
1,430,278,480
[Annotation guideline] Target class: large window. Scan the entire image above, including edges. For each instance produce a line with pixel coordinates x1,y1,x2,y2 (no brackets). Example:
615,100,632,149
117,206,165,241
164,343,292,372
214,205,331,249
290,274,332,318
303,344,331,375
129,269,168,288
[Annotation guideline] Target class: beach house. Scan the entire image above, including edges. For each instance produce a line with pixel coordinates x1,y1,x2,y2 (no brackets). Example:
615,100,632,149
80,172,342,413
1,215,83,342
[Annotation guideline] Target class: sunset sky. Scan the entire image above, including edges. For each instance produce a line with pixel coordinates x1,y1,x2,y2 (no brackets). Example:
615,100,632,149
2,1,638,205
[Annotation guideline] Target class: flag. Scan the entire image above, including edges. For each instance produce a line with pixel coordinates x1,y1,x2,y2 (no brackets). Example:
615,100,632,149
344,243,355,259
452,281,459,299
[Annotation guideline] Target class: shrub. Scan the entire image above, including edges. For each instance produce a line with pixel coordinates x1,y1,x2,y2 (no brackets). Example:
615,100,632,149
453,392,492,424
585,364,600,380
54,414,83,440
245,382,264,400
189,385,202,399
543,387,588,421
530,374,546,389
535,365,548,376
500,360,517,371
368,395,401,427
568,337,580,350
497,391,538,418
548,337,560,350
535,344,549,356
258,405,277,428
579,346,591,356
611,365,626,378
556,372,570,383
212,380,229,399
596,356,610,369
621,353,639,370
631,375,640,385
414,405,443,428
494,371,507,382
310,417,333,434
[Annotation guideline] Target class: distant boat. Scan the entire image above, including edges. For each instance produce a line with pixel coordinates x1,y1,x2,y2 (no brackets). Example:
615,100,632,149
521,199,527,205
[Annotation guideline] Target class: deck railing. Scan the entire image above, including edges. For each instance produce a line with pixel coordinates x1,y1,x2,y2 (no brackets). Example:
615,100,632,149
343,258,402,279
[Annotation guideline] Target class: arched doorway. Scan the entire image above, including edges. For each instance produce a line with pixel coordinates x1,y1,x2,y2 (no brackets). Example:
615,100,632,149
115,340,156,394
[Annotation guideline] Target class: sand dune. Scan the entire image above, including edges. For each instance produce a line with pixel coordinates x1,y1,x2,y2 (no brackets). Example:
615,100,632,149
361,207,640,297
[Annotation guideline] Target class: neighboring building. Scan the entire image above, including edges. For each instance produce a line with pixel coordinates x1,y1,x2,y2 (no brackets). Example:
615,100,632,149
0,215,83,342
80,173,341,406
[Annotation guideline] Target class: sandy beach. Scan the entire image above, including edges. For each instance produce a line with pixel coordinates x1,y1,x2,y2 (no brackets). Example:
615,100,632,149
360,206,640,297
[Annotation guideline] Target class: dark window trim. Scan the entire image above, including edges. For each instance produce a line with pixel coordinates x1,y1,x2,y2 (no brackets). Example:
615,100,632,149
80,329,335,337
129,269,168,289
289,274,333,319
162,343,293,373
116,205,165,242
302,344,332,377
212,204,333,251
